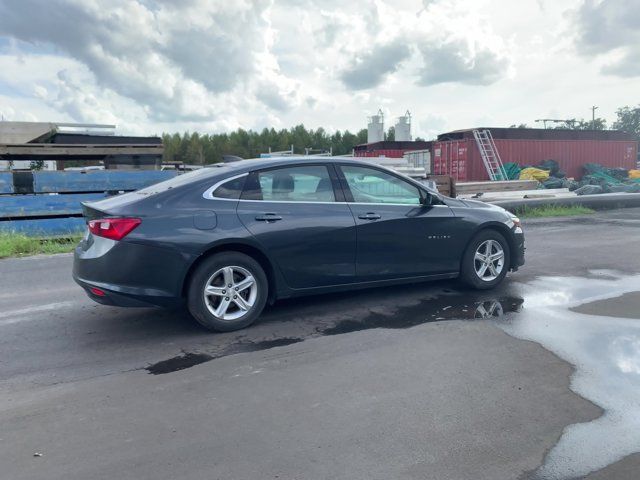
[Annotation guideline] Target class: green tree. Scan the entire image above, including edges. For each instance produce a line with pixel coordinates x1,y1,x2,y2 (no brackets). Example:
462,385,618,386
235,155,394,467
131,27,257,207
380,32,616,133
553,118,607,130
161,124,371,164
613,105,640,141
386,126,395,141
186,132,205,165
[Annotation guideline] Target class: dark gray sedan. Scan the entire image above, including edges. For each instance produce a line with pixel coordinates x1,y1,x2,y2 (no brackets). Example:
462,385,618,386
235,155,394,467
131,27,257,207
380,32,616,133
73,157,525,331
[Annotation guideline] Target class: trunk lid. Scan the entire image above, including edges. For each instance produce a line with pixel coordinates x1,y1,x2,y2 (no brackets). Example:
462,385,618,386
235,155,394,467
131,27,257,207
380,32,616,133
81,191,147,220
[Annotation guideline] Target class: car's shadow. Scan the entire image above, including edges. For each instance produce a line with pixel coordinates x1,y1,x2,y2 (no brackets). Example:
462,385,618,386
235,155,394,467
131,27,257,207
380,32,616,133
91,277,522,341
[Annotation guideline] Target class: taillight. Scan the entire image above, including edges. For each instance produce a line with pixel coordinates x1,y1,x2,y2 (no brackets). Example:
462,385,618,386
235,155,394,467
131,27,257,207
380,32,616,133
88,218,141,241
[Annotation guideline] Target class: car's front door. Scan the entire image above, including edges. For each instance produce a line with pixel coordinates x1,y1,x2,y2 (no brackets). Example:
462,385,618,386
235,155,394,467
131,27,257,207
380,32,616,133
236,164,356,289
337,164,457,281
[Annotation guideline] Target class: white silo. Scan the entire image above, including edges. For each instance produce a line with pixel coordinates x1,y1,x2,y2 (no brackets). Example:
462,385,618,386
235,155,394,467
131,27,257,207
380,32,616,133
367,109,384,143
395,111,412,141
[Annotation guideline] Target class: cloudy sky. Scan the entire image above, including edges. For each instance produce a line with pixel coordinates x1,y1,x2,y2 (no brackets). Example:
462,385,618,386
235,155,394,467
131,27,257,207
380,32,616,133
0,0,637,139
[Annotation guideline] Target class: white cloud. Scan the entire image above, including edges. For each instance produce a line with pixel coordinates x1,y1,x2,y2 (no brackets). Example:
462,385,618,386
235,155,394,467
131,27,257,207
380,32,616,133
573,0,640,78
0,0,277,122
341,39,413,90
413,0,512,86
417,39,509,86
0,0,636,138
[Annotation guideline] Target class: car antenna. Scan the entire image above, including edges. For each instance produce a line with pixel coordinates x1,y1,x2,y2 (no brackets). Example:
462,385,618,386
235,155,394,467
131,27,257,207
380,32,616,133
222,155,244,163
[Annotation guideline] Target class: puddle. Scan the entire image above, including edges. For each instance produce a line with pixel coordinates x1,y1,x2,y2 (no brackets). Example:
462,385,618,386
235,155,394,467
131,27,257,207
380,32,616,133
493,273,640,479
146,352,213,375
146,337,303,375
146,292,523,375
321,294,523,336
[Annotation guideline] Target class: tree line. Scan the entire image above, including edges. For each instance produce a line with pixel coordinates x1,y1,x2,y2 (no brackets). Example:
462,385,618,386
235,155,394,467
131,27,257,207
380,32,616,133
161,125,370,165
162,105,640,165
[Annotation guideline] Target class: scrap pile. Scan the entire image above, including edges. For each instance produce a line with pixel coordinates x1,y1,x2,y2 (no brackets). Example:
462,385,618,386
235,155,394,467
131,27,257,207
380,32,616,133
502,160,640,195
575,164,640,195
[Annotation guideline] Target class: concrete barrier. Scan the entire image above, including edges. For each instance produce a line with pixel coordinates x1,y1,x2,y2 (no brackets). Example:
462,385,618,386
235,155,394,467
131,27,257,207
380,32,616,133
493,192,640,212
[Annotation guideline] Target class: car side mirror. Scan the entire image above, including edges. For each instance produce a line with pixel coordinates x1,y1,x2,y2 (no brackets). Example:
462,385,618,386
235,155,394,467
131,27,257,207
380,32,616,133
420,191,432,206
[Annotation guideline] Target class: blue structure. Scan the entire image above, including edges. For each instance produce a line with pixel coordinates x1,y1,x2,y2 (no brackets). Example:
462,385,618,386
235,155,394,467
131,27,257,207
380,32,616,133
0,170,177,236
0,172,12,194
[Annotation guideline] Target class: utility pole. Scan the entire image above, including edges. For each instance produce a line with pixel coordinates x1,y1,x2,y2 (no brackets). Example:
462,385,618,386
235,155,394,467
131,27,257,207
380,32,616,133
591,106,599,126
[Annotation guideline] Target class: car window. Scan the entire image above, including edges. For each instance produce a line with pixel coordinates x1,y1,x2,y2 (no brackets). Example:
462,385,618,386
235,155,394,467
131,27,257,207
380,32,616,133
136,167,224,195
340,165,421,205
211,175,246,199
241,165,335,202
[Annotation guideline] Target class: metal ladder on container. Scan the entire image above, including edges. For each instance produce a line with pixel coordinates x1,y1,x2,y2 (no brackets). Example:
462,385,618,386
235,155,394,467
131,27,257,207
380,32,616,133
473,129,507,181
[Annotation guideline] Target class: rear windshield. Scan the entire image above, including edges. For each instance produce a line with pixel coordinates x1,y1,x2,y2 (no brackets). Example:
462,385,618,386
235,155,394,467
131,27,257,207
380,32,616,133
135,167,225,195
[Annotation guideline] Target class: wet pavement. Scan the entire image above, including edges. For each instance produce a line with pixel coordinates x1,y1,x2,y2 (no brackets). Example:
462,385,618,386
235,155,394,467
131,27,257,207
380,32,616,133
143,293,524,375
495,273,640,479
1,207,639,480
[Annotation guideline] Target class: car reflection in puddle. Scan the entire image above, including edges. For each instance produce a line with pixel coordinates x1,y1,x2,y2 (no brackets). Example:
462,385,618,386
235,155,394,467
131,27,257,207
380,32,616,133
474,299,508,318
320,293,524,336
146,292,524,374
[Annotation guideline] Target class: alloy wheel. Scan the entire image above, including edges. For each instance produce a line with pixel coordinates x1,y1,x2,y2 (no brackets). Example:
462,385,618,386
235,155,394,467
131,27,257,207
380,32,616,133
474,300,504,318
473,239,505,282
203,266,258,321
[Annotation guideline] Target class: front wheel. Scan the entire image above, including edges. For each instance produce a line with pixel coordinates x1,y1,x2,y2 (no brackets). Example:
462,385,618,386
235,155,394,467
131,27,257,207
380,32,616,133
187,252,268,332
460,230,510,290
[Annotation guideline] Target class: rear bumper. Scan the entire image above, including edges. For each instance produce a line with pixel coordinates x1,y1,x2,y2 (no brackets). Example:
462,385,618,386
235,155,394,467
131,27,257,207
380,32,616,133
73,235,192,308
73,276,183,308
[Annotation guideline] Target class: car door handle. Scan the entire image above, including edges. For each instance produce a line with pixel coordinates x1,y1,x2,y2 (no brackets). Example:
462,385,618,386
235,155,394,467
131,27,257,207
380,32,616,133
358,213,381,220
255,213,283,222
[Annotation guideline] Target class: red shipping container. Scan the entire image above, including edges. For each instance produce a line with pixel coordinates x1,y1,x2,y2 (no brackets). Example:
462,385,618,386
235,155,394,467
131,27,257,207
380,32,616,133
432,128,638,181
354,140,432,159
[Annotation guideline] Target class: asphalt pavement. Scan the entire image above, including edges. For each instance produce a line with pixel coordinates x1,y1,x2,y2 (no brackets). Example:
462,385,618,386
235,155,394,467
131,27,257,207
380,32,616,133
1,208,639,479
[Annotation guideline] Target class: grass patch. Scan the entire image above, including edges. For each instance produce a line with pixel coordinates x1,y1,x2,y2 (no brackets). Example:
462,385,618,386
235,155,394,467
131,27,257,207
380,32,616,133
516,205,596,218
0,232,82,259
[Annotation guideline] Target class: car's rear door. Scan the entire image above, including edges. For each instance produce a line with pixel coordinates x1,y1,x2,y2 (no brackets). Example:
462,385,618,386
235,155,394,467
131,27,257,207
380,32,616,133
236,163,356,289
337,164,458,281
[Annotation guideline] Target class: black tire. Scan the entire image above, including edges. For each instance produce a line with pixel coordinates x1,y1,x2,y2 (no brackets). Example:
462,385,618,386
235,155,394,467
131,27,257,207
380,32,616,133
460,230,510,290
187,252,268,332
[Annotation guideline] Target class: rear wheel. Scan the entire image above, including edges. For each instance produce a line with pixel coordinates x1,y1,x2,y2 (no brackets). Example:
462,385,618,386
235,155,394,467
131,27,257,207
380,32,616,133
460,230,510,289
187,252,268,332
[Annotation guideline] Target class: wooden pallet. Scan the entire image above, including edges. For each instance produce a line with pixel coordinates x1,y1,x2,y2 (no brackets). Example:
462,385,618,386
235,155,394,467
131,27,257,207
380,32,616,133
455,180,538,196
424,174,456,198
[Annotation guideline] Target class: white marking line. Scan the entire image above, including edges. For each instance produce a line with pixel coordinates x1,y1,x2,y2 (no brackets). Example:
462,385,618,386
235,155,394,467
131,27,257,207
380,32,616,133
0,302,75,326
0,287,75,300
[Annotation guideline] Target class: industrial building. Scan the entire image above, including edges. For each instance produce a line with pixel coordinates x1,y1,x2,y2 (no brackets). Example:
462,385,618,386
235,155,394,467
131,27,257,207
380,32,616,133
0,121,163,171
353,140,432,159
354,110,432,173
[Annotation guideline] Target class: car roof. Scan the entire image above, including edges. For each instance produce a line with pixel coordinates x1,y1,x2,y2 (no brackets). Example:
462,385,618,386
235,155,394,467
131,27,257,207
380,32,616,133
184,156,435,193
222,156,377,169
209,156,417,175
